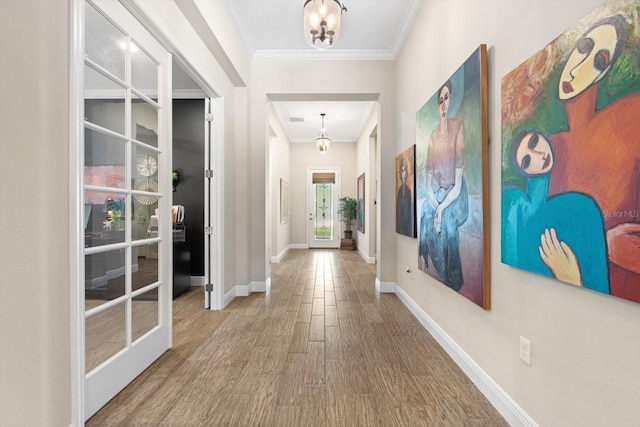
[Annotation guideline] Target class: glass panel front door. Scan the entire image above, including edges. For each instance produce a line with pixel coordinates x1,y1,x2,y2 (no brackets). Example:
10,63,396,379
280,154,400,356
308,169,340,248
314,183,334,241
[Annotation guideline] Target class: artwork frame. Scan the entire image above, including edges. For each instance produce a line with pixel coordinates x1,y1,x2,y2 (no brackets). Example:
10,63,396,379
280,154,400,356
357,173,365,233
416,44,490,309
280,178,289,225
501,0,640,304
396,145,416,237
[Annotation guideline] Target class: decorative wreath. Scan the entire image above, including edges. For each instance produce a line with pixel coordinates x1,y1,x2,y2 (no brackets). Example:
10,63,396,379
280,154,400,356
134,178,159,205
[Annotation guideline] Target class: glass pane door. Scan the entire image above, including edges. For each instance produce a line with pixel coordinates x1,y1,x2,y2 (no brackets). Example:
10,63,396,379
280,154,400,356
308,169,340,248
313,183,334,241
81,0,170,419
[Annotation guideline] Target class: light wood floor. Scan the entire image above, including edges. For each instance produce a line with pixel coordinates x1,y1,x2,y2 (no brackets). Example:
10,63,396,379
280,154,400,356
87,249,507,426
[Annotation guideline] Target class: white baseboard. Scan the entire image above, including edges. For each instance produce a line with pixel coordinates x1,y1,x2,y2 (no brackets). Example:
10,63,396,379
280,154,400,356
224,279,271,306
393,286,538,427
223,287,235,307
357,248,376,264
190,276,205,286
270,246,290,264
375,277,396,293
235,285,249,297
290,243,308,249
249,280,268,292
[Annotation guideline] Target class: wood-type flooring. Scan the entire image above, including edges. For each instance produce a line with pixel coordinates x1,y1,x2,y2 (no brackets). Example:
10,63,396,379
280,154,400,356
87,249,507,426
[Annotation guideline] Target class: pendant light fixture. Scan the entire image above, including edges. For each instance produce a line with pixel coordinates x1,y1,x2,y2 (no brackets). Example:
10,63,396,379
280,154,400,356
303,0,347,50
316,113,331,153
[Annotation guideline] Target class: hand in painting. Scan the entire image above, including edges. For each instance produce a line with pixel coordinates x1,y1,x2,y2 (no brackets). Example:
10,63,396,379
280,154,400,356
606,223,640,275
539,228,582,286
433,204,443,234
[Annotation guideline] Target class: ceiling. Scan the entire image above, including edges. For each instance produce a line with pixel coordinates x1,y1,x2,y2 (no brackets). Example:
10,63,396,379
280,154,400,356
222,0,422,60
218,0,423,143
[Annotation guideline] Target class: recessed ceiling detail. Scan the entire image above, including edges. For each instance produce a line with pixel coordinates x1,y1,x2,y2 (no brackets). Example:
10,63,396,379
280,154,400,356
272,100,375,143
222,0,423,60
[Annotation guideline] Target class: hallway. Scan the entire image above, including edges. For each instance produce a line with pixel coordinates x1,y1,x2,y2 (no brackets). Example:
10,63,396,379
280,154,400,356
87,249,506,426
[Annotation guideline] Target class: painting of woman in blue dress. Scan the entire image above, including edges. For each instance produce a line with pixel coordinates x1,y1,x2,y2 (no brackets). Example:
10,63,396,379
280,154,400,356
416,46,489,308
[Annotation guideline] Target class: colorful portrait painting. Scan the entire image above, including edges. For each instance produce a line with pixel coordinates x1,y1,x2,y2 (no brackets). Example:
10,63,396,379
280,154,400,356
501,0,640,303
416,45,490,309
396,145,416,237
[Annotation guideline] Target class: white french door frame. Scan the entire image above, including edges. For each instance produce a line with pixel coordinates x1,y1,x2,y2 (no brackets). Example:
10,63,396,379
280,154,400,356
70,0,172,422
307,168,341,249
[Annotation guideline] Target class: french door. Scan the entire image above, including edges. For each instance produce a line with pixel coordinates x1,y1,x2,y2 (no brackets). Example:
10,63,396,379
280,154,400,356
308,168,340,248
78,0,171,419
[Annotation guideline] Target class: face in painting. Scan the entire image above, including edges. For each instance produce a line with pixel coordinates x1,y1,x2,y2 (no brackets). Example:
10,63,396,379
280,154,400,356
401,161,408,183
515,132,554,176
437,85,451,121
559,23,618,100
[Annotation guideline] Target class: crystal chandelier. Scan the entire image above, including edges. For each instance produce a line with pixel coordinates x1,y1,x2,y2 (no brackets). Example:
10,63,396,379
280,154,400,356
316,113,331,153
303,0,347,50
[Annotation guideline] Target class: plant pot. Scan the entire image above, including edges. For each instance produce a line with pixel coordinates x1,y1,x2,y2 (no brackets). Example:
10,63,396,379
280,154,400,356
344,230,353,239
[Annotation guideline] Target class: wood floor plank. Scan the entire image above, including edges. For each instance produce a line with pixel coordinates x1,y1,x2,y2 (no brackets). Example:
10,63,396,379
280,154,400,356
87,249,507,427
308,315,325,342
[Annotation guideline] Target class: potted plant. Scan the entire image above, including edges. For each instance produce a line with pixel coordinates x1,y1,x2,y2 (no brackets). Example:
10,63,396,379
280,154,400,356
172,169,182,192
338,196,357,239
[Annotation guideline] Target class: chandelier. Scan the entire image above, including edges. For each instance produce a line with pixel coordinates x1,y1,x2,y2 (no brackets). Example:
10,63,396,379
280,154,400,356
303,0,347,50
316,113,331,153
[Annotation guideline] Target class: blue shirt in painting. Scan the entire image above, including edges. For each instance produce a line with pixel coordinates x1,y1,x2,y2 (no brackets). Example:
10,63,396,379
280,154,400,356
502,174,609,294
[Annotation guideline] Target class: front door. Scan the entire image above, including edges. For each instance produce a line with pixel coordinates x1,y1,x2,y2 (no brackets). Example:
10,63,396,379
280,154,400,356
79,0,171,419
308,168,340,248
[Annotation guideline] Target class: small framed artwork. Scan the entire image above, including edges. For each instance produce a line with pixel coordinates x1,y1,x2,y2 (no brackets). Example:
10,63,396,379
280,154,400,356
357,173,365,233
396,145,416,237
280,178,289,224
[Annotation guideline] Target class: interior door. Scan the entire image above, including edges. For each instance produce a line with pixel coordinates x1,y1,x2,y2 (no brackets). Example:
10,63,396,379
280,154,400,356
308,168,340,248
81,0,171,418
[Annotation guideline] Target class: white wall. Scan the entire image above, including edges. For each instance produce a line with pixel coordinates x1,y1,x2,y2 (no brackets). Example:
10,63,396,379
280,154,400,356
0,1,71,425
355,103,379,262
268,106,292,259
395,0,640,425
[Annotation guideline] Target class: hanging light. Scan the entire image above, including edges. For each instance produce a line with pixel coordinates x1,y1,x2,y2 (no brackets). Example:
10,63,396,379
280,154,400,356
316,113,331,153
303,0,347,50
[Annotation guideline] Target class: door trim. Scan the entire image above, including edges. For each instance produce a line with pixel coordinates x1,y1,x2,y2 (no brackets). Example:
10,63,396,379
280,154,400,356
205,97,225,310
70,1,85,424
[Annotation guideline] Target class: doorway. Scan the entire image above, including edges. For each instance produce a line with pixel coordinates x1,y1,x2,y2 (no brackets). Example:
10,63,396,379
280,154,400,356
308,168,340,248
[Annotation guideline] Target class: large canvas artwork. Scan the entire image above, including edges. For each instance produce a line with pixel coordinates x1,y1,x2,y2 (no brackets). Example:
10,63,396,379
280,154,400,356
396,145,416,237
417,45,490,309
501,0,640,303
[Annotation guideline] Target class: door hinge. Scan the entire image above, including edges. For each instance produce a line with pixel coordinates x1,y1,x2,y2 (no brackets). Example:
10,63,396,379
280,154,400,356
205,169,214,179
205,283,214,292
205,113,214,122
205,226,214,235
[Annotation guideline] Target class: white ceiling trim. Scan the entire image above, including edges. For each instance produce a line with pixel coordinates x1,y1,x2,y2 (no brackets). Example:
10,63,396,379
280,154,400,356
252,49,397,61
390,0,422,56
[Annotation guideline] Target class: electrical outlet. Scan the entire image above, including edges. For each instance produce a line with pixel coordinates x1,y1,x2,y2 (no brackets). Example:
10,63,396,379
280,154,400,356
519,336,531,366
